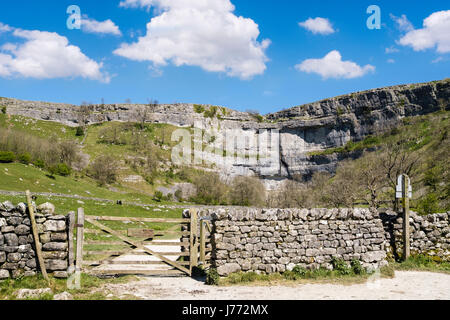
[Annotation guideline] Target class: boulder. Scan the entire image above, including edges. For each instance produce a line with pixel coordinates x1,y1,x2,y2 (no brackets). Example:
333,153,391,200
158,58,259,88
15,288,52,299
36,203,55,215
217,263,241,276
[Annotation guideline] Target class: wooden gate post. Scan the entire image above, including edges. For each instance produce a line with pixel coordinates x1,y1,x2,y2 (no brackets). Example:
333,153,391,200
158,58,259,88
199,220,206,265
26,190,49,282
190,209,198,273
402,175,410,261
75,208,85,273
67,211,76,274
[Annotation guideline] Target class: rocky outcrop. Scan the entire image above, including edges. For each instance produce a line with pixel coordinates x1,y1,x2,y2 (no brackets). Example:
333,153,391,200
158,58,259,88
1,79,449,185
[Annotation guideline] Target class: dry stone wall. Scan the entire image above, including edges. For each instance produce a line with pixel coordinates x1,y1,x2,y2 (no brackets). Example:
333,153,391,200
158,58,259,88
193,207,449,276
196,208,388,276
0,201,72,280
380,209,449,261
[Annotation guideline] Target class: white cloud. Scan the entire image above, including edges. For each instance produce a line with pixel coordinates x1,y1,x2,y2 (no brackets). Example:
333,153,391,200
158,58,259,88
398,10,450,53
296,50,375,79
299,17,335,35
0,22,11,33
115,0,270,79
385,46,399,54
432,57,444,63
390,14,414,32
0,27,109,82
81,16,122,36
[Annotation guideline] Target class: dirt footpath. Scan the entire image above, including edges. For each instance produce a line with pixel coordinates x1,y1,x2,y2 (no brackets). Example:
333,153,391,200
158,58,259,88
101,271,450,300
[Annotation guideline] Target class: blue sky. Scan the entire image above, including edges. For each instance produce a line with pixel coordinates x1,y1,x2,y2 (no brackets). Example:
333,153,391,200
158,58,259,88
0,0,448,114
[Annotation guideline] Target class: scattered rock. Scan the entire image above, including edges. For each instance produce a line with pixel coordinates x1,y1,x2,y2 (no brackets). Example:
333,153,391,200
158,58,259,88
36,203,55,215
15,288,52,299
53,292,73,300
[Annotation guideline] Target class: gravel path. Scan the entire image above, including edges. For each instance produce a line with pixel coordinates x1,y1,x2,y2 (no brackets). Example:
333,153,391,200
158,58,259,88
102,271,450,300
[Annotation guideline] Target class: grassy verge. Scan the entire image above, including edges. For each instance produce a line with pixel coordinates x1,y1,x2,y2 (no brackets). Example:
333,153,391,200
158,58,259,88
207,259,395,287
0,274,138,300
392,255,450,274
209,255,449,287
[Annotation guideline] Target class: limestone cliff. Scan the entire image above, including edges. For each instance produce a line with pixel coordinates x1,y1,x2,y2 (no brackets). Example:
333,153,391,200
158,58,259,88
1,79,449,187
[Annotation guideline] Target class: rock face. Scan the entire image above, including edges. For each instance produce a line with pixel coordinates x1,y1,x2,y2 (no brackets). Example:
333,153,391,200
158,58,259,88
1,79,449,186
189,207,449,276
0,201,71,279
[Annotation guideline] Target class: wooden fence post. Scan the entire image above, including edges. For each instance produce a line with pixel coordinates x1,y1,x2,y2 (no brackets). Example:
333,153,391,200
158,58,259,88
199,220,206,265
26,190,49,282
402,175,410,261
67,211,75,274
190,209,198,273
75,208,85,273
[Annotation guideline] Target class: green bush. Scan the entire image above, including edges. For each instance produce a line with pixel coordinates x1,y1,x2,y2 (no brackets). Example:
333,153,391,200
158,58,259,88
1,106,6,114
205,268,220,286
0,151,15,163
33,159,45,169
153,191,163,202
75,126,84,137
18,153,32,164
48,163,71,177
417,193,440,215
351,259,366,275
331,257,352,275
292,265,307,277
194,104,205,114
204,106,218,118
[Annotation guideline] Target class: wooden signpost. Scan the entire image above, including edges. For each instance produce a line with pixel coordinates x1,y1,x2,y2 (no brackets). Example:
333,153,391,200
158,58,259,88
396,175,412,261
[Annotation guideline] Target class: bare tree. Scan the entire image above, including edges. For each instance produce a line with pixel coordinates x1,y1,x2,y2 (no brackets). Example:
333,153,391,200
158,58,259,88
379,133,421,208
77,103,93,132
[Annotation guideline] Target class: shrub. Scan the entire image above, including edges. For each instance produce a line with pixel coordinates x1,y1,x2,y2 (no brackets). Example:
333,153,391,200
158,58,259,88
351,259,366,275
48,163,71,177
194,104,205,114
0,151,15,163
229,176,266,207
33,159,45,169
1,106,6,114
89,155,117,186
153,191,163,202
174,189,183,201
292,265,307,277
205,268,220,286
18,153,32,164
191,172,229,205
75,126,84,137
331,257,352,275
417,193,440,215
204,106,218,118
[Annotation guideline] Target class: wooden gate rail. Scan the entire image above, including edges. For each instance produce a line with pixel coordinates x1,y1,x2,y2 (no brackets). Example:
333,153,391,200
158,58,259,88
74,208,212,278
84,217,191,275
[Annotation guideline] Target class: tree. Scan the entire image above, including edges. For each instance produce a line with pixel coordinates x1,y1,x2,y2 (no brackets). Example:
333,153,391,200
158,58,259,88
354,152,387,208
229,176,266,207
77,103,93,132
89,155,118,186
378,133,421,208
191,172,229,205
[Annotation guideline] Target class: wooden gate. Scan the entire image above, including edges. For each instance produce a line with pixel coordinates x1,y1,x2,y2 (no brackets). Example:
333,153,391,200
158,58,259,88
74,208,211,277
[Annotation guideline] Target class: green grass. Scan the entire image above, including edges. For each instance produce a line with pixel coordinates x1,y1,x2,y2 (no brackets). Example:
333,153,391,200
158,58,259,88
393,255,450,274
0,113,80,141
0,273,138,300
